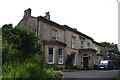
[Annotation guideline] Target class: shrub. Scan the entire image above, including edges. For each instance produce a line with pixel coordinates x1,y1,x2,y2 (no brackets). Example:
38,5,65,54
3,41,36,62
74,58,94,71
118,74,120,80
112,60,120,69
25,63,46,79
25,54,45,69
2,61,30,79
45,70,64,80
65,53,76,70
45,64,60,71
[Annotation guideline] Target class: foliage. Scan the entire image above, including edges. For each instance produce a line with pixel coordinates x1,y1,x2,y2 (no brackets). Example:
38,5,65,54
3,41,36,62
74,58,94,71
2,24,42,63
100,42,120,53
25,62,46,79
2,24,63,79
112,60,120,69
45,70,64,80
118,74,120,80
2,41,19,64
2,61,30,79
25,53,45,69
45,64,61,71
65,53,76,69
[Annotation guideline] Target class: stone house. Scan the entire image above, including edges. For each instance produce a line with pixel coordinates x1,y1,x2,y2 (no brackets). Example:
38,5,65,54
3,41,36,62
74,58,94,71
18,8,104,69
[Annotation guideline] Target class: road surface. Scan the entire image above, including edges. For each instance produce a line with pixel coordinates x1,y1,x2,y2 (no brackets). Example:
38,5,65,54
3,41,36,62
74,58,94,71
62,70,120,80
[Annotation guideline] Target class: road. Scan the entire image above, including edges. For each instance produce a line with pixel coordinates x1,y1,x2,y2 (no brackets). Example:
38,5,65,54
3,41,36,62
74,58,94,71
62,70,120,80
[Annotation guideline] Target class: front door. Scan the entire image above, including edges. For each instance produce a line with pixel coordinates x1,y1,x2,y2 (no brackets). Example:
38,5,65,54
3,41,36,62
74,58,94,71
83,57,88,68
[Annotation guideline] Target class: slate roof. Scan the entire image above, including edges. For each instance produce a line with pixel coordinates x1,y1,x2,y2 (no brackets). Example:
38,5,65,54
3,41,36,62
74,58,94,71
18,14,101,46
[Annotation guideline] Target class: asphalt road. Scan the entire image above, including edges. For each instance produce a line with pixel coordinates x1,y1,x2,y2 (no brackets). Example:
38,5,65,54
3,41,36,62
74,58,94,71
62,70,120,80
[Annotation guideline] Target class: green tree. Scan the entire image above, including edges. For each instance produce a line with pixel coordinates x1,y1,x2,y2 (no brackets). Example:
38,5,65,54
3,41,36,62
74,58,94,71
100,42,119,53
2,24,63,79
2,24,43,63
65,53,76,69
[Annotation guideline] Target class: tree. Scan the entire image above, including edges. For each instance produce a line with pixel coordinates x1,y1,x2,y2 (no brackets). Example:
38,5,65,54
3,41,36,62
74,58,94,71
2,24,63,79
2,24,43,63
100,42,119,53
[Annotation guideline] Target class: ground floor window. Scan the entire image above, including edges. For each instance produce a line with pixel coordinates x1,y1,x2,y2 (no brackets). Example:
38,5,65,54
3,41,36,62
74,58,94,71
93,55,95,65
72,53,76,65
96,57,99,65
58,49,63,64
48,47,54,64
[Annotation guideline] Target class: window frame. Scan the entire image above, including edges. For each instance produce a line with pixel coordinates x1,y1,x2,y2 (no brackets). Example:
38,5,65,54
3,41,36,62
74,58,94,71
72,36,75,49
72,53,76,66
87,42,90,48
58,48,63,64
52,29,57,40
48,47,54,64
95,46,98,51
81,41,84,49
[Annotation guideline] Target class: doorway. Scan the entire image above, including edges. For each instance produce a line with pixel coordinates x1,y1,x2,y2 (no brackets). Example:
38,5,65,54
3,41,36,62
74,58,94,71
83,56,89,68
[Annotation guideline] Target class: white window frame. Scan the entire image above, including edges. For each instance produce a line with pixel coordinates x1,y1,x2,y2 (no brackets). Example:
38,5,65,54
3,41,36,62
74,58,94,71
58,49,63,64
48,47,54,64
73,53,76,66
72,37,75,48
52,30,57,40
81,41,84,49
95,46,98,51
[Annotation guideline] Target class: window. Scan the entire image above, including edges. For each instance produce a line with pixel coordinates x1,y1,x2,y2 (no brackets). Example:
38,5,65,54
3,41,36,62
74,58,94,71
95,46,98,51
96,57,99,65
58,49,63,64
72,37,75,48
52,30,57,40
87,42,90,48
81,41,84,49
72,53,76,65
48,48,54,63
106,53,109,57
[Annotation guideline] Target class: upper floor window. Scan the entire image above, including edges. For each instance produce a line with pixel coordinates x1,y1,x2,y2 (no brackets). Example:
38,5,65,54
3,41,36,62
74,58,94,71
87,42,90,48
95,46,98,51
52,30,57,40
72,37,75,48
81,41,84,49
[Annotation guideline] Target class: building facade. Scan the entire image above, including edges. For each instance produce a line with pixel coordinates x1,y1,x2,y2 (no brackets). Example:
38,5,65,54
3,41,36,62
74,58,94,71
18,8,106,69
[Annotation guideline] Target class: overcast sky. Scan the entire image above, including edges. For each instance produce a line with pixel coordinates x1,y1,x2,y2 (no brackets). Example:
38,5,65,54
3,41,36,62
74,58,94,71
0,0,118,44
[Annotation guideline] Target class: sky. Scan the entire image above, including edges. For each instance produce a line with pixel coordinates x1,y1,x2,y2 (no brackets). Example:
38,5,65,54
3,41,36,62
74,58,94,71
0,0,118,45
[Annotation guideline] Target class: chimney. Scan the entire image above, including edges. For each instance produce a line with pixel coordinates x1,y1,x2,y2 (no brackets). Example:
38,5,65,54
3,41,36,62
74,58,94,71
73,28,77,31
44,12,50,20
24,8,31,18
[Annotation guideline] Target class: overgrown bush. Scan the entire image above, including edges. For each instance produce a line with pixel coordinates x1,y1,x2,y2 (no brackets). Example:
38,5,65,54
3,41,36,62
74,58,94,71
2,24,63,79
45,64,61,71
25,54,45,69
2,61,30,79
112,60,120,69
45,70,64,80
65,53,76,70
25,63,46,79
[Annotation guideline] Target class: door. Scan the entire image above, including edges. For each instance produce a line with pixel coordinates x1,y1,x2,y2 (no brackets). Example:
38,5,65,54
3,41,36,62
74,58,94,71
83,57,88,68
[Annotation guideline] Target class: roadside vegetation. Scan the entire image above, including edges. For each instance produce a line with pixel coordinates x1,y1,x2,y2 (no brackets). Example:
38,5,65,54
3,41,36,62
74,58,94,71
100,42,120,69
1,24,63,79
100,42,120,53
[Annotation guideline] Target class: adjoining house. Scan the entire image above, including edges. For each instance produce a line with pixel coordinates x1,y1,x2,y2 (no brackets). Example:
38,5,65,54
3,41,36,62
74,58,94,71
18,8,109,69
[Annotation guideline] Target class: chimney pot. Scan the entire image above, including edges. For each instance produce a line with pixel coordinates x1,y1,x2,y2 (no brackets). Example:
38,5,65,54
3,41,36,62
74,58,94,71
44,12,50,20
